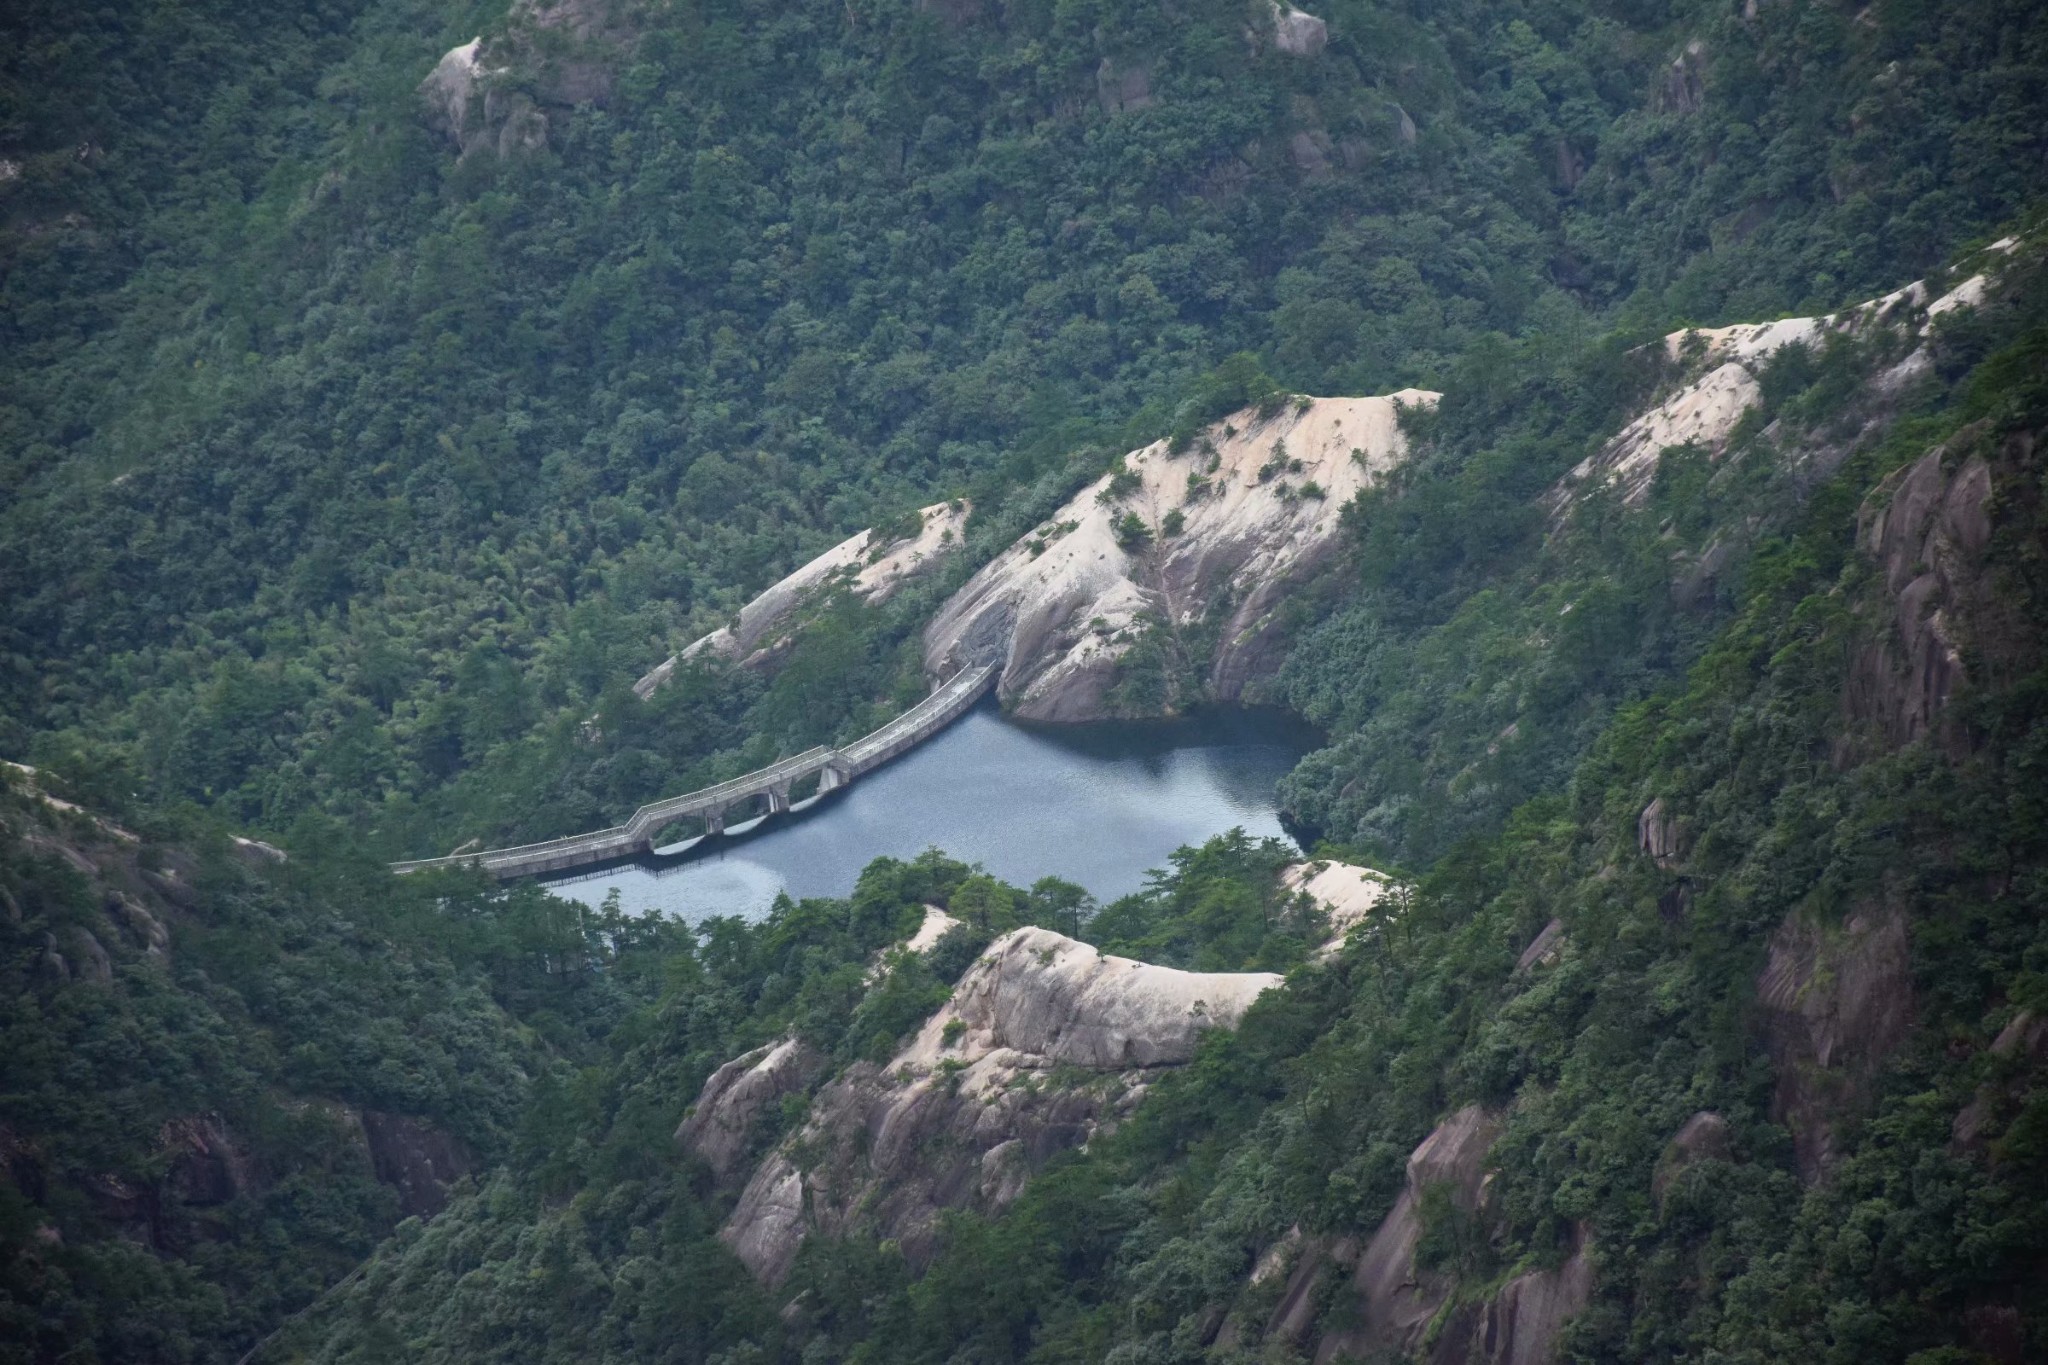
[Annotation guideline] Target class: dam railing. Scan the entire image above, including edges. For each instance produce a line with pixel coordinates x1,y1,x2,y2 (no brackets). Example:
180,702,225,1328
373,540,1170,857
392,664,997,880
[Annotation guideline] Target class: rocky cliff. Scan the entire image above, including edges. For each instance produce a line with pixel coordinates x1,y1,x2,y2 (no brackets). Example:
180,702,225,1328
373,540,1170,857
1554,239,2018,510
1842,441,1997,757
635,500,968,698
1252,1103,1594,1365
924,391,1434,721
0,770,479,1248
701,926,1279,1284
420,0,635,158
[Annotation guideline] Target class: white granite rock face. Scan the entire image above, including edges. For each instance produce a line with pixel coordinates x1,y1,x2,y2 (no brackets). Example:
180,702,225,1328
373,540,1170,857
676,1038,824,1182
903,926,1280,1070
419,0,633,156
419,39,487,150
1281,859,1395,956
635,501,968,697
925,392,1434,721
1270,2,1329,56
718,927,1280,1284
1555,242,2021,511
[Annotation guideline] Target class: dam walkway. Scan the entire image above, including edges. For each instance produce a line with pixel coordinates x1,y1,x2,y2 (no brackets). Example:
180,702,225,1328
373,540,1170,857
391,665,998,880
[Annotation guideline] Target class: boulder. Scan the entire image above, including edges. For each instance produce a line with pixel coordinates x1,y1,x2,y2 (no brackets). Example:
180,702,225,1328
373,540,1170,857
420,38,486,150
39,933,67,982
67,926,111,984
1289,129,1334,177
1637,797,1684,867
111,893,168,957
419,0,634,157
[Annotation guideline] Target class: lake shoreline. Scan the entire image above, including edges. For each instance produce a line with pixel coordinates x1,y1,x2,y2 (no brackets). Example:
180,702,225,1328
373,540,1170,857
542,696,1321,921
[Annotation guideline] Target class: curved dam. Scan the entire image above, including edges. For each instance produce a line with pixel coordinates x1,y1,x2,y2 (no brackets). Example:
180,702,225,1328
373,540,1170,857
391,665,996,880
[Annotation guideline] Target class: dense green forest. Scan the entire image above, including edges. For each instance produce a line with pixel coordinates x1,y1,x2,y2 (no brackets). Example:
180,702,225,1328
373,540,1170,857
5,0,2048,1360
5,0,2044,860
234,247,2048,1365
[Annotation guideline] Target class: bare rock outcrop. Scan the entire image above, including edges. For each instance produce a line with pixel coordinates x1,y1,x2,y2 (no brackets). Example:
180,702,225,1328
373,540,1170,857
1515,917,1565,973
160,1114,260,1207
637,501,968,698
1282,858,1396,955
1312,1104,1502,1362
420,39,488,147
1652,1110,1732,1201
1637,796,1685,867
915,926,1279,1070
1096,58,1154,113
1842,445,1995,756
1441,1234,1595,1365
1656,38,1708,115
359,1111,474,1217
677,1038,825,1184
1554,245,2018,511
925,392,1434,721
419,0,634,158
1267,1104,1591,1363
1269,2,1329,57
1952,1010,2048,1153
719,928,1279,1284
1757,903,1913,1181
901,904,962,954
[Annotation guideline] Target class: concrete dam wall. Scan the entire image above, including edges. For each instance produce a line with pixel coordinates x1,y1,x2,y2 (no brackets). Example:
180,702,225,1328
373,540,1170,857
391,665,997,880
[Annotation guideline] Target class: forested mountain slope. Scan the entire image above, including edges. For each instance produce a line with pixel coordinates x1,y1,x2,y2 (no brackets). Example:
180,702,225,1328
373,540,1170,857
4,0,2044,862
282,242,2048,1365
0,763,695,1359
2,0,2048,1361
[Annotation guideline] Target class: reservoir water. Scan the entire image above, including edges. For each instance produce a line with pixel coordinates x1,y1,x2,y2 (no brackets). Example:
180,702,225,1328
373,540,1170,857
544,698,1317,923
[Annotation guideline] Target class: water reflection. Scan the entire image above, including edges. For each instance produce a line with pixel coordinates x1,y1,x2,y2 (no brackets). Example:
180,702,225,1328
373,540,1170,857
543,698,1316,923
